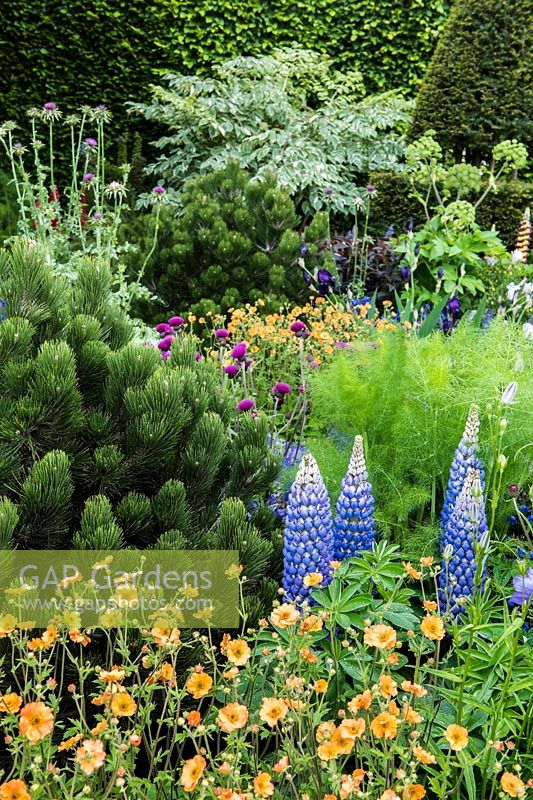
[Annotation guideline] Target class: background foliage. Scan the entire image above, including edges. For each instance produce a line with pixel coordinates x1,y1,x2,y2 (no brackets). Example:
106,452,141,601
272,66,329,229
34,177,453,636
1,0,451,141
410,0,533,160
131,51,411,216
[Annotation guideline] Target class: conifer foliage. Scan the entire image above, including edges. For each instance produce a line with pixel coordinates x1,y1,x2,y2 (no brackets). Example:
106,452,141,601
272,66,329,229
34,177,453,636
0,240,280,616
410,0,533,160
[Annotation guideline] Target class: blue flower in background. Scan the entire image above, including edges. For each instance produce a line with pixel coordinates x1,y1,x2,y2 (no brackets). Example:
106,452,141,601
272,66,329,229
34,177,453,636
441,405,485,535
333,435,376,559
0,298,6,322
283,453,333,602
439,467,488,616
509,568,533,606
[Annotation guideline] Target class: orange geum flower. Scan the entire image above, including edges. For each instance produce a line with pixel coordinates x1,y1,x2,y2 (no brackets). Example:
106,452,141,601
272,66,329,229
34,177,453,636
0,693,22,714
110,690,137,718
340,770,365,799
253,772,274,797
187,710,201,727
339,718,365,739
444,724,469,751
151,626,181,647
403,562,422,580
217,703,249,733
99,666,125,683
298,614,324,634
58,732,84,751
299,647,318,663
259,697,288,727
303,572,323,587
19,701,54,743
412,744,436,765
380,791,401,800
186,671,213,699
422,600,438,612
223,666,240,680
387,652,399,665
388,700,400,717
379,675,398,697
226,639,251,666
403,785,426,800
364,624,397,650
401,680,427,698
331,727,355,755
316,720,336,741
403,705,424,724
76,739,106,775
500,771,526,798
313,679,329,694
348,689,372,713
270,603,300,628
69,629,91,646
420,615,445,641
317,740,339,760
273,756,289,773
181,754,206,793
420,557,434,567
370,712,398,740
90,720,108,736
0,779,31,800
286,676,305,691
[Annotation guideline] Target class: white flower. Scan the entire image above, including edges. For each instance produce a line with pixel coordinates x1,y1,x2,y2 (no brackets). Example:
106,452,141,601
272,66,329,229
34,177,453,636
511,249,524,263
523,322,533,341
501,381,518,405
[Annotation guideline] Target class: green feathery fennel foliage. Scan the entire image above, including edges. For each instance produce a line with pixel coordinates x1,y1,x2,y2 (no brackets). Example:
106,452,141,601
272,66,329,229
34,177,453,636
308,320,532,555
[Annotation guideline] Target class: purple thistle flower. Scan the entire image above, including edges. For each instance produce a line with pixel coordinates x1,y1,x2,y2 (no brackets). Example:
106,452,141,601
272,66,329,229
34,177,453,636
43,102,57,111
509,568,533,605
155,322,173,335
97,104,107,110
195,352,203,362
161,350,171,360
93,212,102,220
333,435,376,559
157,335,175,351
238,398,255,412
439,467,488,616
83,172,94,183
366,184,376,192
272,382,291,396
85,137,97,148
290,320,307,335
167,316,185,327
441,405,485,534
224,364,239,377
215,328,230,340
283,453,333,602
231,342,247,359
152,185,166,195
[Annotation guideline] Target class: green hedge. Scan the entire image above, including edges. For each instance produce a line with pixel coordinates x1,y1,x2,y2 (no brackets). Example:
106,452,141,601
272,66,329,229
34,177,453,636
0,0,451,140
410,0,533,160
368,171,533,247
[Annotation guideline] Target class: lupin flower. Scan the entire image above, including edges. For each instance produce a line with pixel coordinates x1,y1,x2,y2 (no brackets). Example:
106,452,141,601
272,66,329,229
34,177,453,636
439,467,488,616
283,454,333,603
333,435,376,559
440,405,484,534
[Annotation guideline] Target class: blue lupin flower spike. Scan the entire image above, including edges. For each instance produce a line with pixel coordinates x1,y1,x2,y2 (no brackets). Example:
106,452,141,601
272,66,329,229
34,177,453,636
283,453,333,603
333,435,376,560
439,467,488,616
441,404,484,534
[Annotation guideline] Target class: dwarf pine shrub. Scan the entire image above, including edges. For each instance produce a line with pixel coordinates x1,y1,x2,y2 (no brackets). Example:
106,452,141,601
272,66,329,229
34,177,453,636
0,240,281,618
